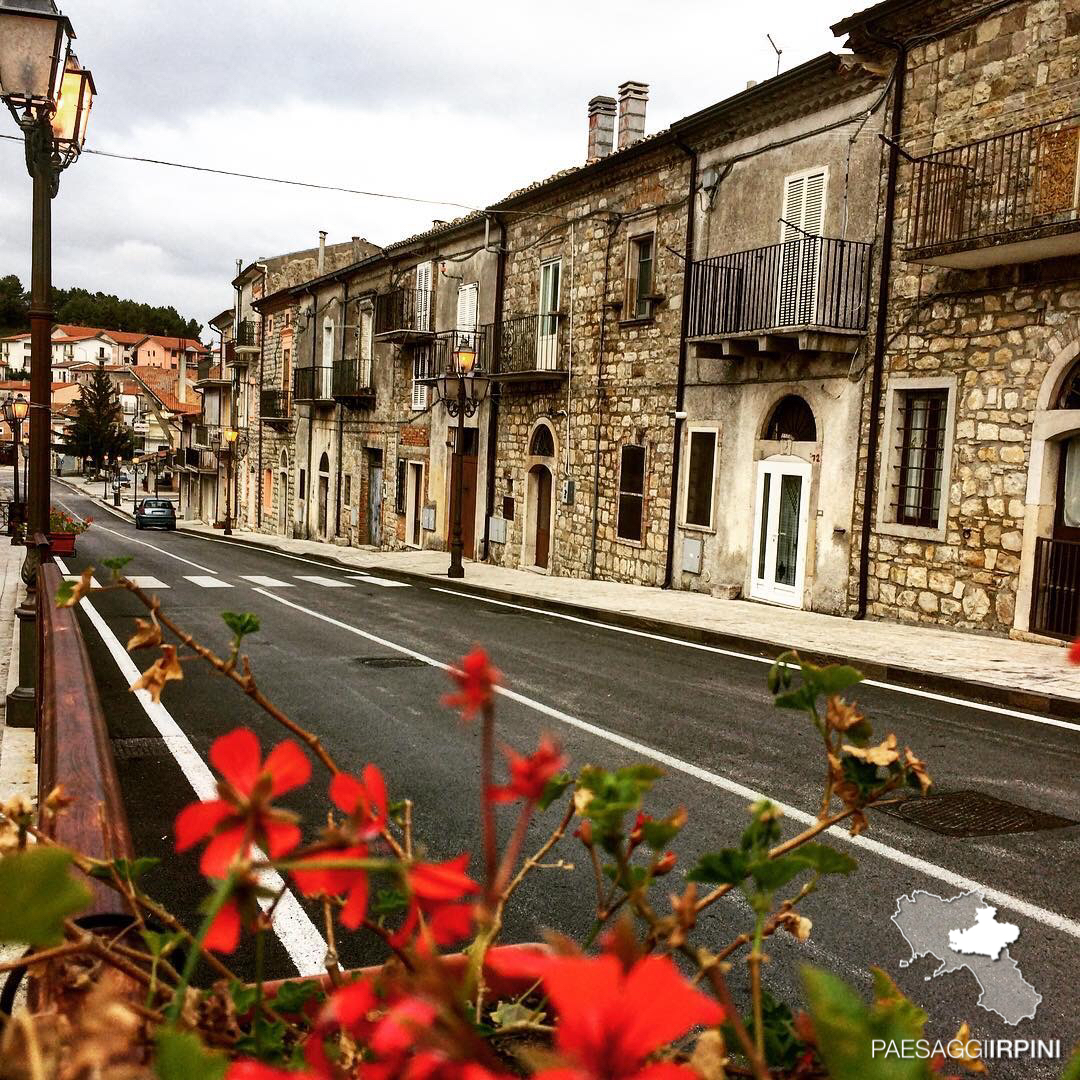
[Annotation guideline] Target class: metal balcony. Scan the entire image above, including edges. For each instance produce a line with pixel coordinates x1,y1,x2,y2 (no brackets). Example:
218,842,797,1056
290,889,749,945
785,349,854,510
332,358,376,406
294,365,334,405
486,314,568,382
907,114,1080,268
687,236,872,359
259,388,291,424
374,287,435,342
193,424,222,449
234,319,258,352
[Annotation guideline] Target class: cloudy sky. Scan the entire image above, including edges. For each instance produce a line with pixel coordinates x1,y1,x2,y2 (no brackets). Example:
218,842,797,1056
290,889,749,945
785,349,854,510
0,1,856,335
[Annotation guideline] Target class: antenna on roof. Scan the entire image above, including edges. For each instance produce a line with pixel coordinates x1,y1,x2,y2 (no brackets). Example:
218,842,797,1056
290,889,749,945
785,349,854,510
766,33,782,77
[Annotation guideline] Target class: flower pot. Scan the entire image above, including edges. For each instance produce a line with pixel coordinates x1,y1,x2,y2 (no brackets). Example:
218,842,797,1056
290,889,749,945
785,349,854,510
48,532,77,556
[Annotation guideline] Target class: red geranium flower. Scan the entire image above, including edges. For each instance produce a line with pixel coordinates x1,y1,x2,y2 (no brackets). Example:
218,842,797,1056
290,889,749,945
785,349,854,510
330,764,388,840
443,648,500,721
1068,638,1080,665
391,854,481,948
292,842,371,929
174,728,311,877
204,897,243,953
488,736,566,804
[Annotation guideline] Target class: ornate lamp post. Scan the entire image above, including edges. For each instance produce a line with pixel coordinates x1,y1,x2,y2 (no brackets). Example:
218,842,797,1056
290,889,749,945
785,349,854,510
0,1,94,566
434,334,489,579
101,452,110,499
221,427,248,536
3,395,29,540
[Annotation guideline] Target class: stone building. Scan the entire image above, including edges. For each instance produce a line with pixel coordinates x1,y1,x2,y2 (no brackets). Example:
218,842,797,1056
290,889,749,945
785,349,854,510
834,0,1080,638
671,55,887,613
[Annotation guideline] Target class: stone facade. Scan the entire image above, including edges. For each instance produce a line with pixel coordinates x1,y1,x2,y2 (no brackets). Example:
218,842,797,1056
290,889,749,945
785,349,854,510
840,0,1080,636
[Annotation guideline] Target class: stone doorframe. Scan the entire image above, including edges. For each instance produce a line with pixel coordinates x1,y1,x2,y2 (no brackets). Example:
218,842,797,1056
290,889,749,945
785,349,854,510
1015,336,1080,634
521,418,558,573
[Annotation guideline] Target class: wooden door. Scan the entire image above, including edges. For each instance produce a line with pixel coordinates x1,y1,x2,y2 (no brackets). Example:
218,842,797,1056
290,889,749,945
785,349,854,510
534,466,551,569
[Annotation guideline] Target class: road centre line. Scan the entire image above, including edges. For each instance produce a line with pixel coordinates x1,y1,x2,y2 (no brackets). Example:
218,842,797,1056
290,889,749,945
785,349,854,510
254,587,1080,942
55,558,327,976
431,587,1080,736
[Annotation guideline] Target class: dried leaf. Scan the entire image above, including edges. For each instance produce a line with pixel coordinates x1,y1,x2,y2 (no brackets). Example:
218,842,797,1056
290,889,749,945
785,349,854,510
842,733,899,767
126,616,163,652
130,644,183,703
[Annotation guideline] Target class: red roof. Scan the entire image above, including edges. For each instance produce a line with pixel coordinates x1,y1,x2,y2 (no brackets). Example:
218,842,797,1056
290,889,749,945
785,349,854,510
141,335,209,353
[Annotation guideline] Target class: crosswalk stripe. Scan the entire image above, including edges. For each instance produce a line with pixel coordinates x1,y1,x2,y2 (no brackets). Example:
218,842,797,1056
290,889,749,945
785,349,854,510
64,574,101,589
348,574,411,588
185,575,233,589
128,576,170,589
295,575,353,588
240,575,293,588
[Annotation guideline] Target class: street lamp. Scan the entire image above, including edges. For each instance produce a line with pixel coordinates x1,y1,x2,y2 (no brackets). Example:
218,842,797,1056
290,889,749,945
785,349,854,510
0,1,94,570
434,334,490,579
221,427,248,537
3,395,29,541
101,452,109,500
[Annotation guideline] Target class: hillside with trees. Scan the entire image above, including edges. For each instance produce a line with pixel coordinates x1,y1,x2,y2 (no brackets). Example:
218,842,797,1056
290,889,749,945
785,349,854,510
0,274,202,339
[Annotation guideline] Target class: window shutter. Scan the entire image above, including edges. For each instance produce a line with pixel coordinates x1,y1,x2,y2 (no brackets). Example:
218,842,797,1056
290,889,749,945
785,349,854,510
802,171,826,236
781,175,805,243
415,263,432,331
395,460,406,514
411,351,429,411
456,283,478,332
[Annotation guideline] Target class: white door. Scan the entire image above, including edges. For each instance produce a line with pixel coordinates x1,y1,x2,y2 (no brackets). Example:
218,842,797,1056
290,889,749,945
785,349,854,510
750,459,811,607
415,262,432,332
537,260,561,370
778,169,826,326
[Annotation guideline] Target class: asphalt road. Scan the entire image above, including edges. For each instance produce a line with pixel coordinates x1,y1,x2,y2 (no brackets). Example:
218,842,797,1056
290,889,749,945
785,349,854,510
42,476,1080,1077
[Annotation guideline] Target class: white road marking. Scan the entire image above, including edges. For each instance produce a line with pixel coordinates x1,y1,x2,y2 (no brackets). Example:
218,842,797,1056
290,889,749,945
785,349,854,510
349,575,411,588
181,532,355,574
255,587,1080,942
127,576,170,590
431,588,1080,736
295,575,354,589
185,575,233,589
240,575,294,588
55,556,327,976
64,574,102,589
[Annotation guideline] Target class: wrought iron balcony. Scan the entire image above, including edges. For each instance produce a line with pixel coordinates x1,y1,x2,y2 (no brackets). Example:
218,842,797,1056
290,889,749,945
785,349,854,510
374,287,435,341
293,365,334,405
332,358,376,406
259,388,291,423
907,114,1080,268
235,319,258,349
486,313,568,381
193,424,222,449
687,236,872,359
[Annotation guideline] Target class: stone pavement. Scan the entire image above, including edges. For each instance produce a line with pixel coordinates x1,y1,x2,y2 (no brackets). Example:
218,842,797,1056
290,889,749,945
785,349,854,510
0,541,33,806
56,473,1080,716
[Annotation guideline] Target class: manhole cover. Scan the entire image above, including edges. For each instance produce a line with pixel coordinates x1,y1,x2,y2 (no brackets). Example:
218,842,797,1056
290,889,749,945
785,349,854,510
875,791,1077,837
354,656,427,669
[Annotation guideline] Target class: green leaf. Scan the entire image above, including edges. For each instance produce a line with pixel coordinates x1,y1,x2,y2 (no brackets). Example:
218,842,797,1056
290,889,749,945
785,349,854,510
229,980,258,1015
234,1019,288,1062
773,686,815,711
1061,1044,1080,1080
155,1031,227,1080
87,855,161,884
272,979,324,1014
0,848,91,946
641,808,687,851
602,862,649,890
103,555,134,573
370,886,408,916
687,849,749,885
813,664,864,697
750,853,811,892
222,611,260,640
489,1000,539,1028
538,771,572,811
792,844,858,876
55,579,74,606
140,928,184,959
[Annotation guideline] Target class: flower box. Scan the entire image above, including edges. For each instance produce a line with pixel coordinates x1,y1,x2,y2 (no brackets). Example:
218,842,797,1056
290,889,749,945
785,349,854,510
47,532,77,556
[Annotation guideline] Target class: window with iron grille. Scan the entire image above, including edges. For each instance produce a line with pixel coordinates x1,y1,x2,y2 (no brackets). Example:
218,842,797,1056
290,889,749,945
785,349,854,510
895,389,948,527
616,444,647,542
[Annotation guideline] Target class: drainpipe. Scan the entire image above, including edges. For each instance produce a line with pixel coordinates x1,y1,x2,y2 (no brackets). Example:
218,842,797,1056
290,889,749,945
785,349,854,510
856,37,906,619
335,280,348,538
588,218,620,579
305,289,317,539
481,214,506,561
663,139,698,589
256,264,267,529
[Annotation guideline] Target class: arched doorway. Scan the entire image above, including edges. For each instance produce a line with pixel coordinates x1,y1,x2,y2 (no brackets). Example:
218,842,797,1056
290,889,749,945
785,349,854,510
751,395,817,607
317,452,330,538
278,450,289,535
525,421,556,570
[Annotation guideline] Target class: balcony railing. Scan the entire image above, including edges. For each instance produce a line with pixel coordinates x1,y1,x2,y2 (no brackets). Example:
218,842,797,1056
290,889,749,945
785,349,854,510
907,114,1080,265
374,287,435,340
487,314,568,378
688,236,873,340
260,388,290,421
294,365,334,403
235,319,257,347
1031,536,1080,640
332,358,375,404
193,424,222,448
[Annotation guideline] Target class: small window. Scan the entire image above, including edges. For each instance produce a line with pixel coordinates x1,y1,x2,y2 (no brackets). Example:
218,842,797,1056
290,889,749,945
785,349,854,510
267,314,275,334
684,430,717,528
344,474,352,505
617,444,647,542
764,395,817,441
395,460,407,514
298,469,306,499
628,233,655,319
262,468,273,511
411,348,431,410
530,424,555,457
895,389,948,527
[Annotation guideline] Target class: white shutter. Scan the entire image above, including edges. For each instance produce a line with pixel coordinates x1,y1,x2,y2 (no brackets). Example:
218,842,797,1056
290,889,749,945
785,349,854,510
415,262,432,331
782,175,806,243
456,283,478,331
779,169,827,326
411,349,429,410
801,172,826,236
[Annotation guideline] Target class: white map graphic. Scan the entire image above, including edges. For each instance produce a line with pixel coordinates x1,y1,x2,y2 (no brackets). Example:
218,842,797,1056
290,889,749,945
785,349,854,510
892,889,1040,1025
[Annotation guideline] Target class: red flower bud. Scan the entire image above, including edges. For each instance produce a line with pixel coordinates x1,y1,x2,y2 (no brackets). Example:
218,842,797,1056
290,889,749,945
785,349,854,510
653,851,677,876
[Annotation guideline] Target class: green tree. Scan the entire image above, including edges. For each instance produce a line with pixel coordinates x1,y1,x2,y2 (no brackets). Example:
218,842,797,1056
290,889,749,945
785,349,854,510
66,368,133,470
0,275,28,336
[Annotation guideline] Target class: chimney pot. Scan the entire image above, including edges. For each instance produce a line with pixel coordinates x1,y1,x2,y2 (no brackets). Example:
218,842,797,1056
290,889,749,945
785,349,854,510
587,95,617,160
617,80,648,150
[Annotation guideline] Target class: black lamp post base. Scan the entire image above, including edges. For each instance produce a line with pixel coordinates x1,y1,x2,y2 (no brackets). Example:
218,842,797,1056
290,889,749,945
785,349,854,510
447,560,465,579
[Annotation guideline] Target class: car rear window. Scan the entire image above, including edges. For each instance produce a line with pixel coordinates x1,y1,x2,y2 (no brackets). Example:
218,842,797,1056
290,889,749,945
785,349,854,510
143,500,173,509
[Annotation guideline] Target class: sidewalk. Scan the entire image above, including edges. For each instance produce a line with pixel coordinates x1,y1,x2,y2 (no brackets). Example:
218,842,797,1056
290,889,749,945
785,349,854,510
57,473,1080,719
0,542,33,807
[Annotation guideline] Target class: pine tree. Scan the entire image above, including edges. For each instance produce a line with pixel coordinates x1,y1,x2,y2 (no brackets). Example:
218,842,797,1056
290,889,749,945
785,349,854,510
66,368,133,470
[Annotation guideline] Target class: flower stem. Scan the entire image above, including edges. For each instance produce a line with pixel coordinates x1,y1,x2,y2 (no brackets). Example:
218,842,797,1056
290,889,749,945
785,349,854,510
481,701,497,900
254,926,265,1057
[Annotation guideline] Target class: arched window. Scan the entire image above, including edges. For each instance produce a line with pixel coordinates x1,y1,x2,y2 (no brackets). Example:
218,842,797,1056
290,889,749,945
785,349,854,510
1056,362,1080,408
764,395,817,442
279,449,289,469
530,424,555,457
319,452,330,473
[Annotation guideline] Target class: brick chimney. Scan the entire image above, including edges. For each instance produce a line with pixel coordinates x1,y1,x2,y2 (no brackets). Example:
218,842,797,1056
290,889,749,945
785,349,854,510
317,230,328,274
617,81,648,150
587,95,617,160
